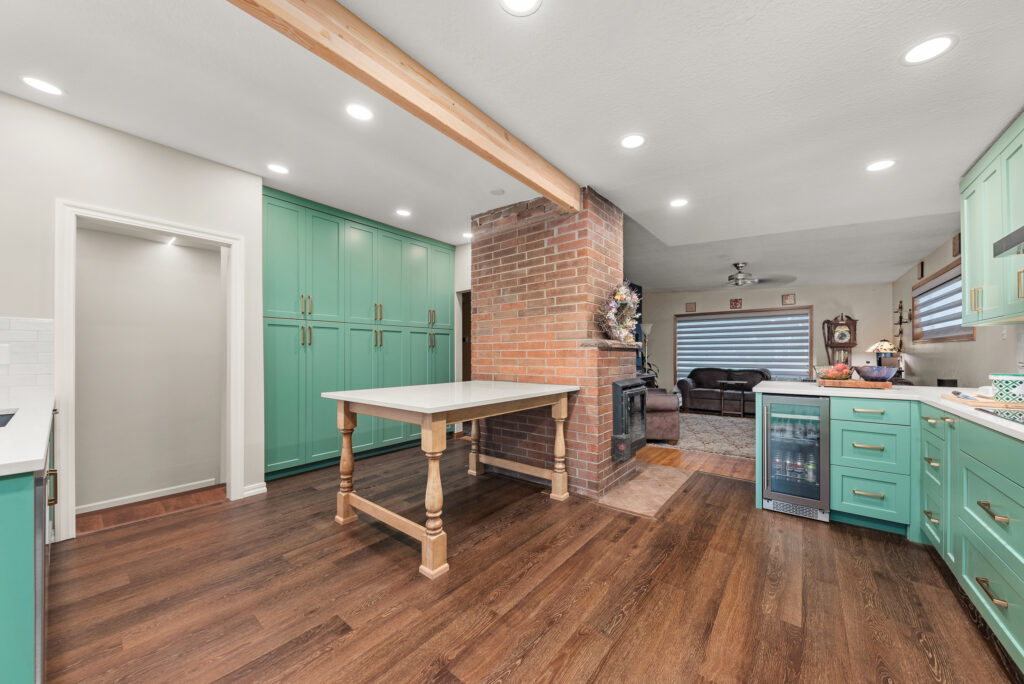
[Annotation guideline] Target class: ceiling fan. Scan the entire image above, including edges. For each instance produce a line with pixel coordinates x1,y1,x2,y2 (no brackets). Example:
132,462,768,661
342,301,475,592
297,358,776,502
726,262,791,287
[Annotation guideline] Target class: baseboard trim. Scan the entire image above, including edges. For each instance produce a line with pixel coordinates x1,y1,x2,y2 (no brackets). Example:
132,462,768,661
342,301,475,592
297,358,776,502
76,478,218,514
242,482,268,498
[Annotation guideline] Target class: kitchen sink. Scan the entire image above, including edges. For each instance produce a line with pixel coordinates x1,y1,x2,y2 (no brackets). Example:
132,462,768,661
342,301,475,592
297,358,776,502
0,411,16,427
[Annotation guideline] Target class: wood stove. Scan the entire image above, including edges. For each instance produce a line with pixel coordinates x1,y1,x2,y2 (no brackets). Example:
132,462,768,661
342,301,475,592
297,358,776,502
611,375,651,461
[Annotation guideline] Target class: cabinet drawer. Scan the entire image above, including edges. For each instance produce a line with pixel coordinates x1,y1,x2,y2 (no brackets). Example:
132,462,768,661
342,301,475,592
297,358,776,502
958,418,1024,488
956,523,1024,668
921,430,945,488
830,421,910,474
958,453,1024,577
830,465,910,524
920,477,944,553
919,410,946,440
829,398,909,426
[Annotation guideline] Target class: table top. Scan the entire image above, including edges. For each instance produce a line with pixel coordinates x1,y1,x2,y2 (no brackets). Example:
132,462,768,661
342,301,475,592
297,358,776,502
322,381,580,414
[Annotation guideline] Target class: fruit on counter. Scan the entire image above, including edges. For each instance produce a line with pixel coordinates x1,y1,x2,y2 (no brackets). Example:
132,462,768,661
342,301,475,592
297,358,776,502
815,363,854,380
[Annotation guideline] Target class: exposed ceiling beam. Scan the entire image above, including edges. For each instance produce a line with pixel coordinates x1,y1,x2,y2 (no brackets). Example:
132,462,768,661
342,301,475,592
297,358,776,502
225,0,582,213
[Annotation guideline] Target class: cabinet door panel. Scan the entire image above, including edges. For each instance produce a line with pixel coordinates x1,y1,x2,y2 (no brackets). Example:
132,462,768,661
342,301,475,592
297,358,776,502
431,330,454,384
978,165,1005,320
429,246,454,328
962,182,981,325
377,327,408,446
404,240,431,327
264,320,305,472
307,322,343,464
263,198,306,318
346,324,377,451
406,330,432,439
377,231,405,325
308,211,344,322
1003,133,1024,317
345,222,377,324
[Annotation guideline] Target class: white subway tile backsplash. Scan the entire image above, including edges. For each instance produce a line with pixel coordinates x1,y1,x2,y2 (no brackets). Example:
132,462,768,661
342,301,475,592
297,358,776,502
10,385,52,403
0,343,8,365
0,317,53,398
10,318,53,331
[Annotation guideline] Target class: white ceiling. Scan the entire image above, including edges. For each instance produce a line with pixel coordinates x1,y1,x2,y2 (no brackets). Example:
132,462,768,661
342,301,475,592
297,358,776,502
3,0,1024,289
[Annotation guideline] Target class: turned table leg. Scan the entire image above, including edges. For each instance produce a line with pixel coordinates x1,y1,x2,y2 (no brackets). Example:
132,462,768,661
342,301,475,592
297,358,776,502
467,419,481,476
335,402,358,525
420,415,450,578
551,396,569,501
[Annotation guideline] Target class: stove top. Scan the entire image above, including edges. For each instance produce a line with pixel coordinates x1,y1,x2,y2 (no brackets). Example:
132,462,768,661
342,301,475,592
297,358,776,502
977,407,1024,425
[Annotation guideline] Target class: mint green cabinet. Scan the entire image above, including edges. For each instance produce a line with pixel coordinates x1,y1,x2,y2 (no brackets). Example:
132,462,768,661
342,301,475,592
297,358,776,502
344,221,377,325
377,326,408,447
376,232,405,326
263,197,306,319
307,322,343,463
429,245,455,328
431,330,454,385
345,323,378,452
962,180,983,325
307,211,344,322
0,472,35,683
264,319,306,472
404,240,431,327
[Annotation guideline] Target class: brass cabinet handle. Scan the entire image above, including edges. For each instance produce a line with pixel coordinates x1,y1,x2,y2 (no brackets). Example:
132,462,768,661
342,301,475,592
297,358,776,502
923,509,940,525
942,417,957,424
852,489,885,499
852,408,885,414
301,325,306,346
375,330,380,347
308,295,312,315
924,456,941,468
379,303,383,320
308,325,312,346
1018,270,1024,299
301,293,306,314
380,330,384,348
977,500,1011,524
970,287,976,312
923,416,938,424
46,468,58,506
852,442,885,451
976,577,1010,608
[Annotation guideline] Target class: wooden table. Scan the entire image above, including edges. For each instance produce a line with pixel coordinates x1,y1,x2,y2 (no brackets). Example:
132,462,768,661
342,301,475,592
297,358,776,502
321,381,580,579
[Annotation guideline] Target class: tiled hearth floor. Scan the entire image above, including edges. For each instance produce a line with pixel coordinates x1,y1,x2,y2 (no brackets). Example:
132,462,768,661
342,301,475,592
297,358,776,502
638,444,756,482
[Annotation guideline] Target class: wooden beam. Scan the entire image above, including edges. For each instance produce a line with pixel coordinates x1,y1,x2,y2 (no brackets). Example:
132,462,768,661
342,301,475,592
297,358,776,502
225,0,582,213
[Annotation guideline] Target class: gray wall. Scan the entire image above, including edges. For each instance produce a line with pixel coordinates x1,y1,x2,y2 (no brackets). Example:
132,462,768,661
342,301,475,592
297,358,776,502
75,228,225,510
0,93,266,489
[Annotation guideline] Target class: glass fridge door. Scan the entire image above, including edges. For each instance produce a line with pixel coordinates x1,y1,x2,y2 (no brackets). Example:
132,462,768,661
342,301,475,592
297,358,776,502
766,400,824,503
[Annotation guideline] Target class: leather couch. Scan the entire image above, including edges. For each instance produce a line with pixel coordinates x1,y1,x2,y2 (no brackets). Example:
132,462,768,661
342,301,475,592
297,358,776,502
676,368,770,416
645,388,679,443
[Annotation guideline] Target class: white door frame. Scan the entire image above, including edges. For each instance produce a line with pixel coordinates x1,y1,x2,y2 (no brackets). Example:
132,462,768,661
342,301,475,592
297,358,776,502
53,200,247,542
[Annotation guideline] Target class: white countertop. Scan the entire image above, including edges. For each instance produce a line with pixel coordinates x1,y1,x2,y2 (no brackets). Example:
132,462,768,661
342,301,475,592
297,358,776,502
322,380,580,413
0,395,54,477
754,381,1024,442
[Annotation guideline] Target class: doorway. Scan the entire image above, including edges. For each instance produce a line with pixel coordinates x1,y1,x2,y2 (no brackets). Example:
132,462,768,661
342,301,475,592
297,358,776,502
460,291,471,380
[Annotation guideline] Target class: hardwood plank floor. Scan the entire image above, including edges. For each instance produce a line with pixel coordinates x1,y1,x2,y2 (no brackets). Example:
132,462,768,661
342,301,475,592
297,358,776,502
638,443,756,481
47,440,1012,682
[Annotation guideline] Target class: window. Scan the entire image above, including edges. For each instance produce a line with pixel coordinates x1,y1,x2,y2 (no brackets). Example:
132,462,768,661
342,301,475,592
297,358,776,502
675,307,812,381
912,259,974,343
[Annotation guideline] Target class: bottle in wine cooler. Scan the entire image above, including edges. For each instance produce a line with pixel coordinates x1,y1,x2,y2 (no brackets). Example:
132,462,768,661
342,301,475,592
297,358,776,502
805,460,817,484
793,454,805,478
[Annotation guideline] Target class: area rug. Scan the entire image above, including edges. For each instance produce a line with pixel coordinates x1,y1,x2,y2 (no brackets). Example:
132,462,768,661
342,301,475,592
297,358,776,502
667,413,756,459
596,461,691,518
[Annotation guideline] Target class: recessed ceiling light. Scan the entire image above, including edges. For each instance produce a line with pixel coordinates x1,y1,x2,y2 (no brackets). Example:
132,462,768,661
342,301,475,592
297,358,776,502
463,232,474,239
620,134,646,149
267,163,289,174
902,35,956,65
22,76,62,95
866,159,895,172
669,198,689,208
499,0,542,16
396,209,411,217
346,103,374,121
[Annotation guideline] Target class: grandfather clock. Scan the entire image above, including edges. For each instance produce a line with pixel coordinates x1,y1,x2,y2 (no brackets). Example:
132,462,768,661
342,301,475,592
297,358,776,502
823,313,857,365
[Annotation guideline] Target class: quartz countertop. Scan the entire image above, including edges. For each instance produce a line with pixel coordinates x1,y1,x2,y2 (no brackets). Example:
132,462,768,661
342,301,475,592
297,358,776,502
322,380,580,413
754,381,1024,442
0,395,54,477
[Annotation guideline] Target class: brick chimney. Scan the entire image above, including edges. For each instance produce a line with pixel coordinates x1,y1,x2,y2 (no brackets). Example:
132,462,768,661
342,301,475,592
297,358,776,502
470,187,638,497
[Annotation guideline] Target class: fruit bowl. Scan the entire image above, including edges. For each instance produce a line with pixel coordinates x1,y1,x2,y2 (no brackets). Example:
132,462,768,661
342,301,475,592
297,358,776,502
855,366,898,382
815,365,853,380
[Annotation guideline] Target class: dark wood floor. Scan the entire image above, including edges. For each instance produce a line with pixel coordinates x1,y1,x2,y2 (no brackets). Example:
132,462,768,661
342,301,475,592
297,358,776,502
47,440,1011,682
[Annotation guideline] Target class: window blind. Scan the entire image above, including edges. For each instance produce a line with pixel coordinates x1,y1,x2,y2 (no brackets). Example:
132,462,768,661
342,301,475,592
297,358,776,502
912,263,972,342
676,309,812,380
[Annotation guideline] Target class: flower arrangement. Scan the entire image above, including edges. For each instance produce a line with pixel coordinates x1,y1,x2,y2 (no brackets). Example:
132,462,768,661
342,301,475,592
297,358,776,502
599,282,640,343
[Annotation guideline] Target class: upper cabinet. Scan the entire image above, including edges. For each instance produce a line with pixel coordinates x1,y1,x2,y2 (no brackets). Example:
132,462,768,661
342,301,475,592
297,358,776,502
263,197,306,319
961,114,1024,325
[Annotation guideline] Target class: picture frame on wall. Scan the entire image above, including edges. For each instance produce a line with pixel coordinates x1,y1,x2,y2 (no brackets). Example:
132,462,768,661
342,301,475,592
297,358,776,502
782,293,796,306
685,302,696,312
730,298,742,310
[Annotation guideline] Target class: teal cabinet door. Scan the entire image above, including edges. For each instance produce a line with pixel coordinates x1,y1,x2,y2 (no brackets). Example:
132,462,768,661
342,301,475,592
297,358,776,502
308,210,344,322
1001,131,1024,318
406,329,432,440
264,319,306,472
431,330,454,383
978,164,1006,321
429,245,455,328
403,239,431,327
962,180,982,325
263,197,306,319
376,231,405,326
0,473,34,683
345,324,377,451
306,321,343,464
377,326,408,446
345,221,377,325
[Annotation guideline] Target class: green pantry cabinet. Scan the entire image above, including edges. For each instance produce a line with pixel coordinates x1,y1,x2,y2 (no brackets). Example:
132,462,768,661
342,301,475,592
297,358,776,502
961,110,1024,325
263,189,455,474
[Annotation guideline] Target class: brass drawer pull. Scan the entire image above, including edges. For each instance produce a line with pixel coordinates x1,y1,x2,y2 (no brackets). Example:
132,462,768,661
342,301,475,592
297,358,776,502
853,489,885,499
923,509,940,525
977,500,1010,524
1018,269,1024,300
976,577,1010,608
301,326,306,345
852,408,885,414
308,325,312,346
301,293,307,314
942,417,957,424
852,442,885,451
308,295,312,315
924,456,941,468
46,468,58,506
922,416,938,424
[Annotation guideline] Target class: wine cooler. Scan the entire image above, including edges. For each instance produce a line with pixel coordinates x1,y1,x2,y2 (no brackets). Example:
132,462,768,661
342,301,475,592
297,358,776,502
762,394,830,521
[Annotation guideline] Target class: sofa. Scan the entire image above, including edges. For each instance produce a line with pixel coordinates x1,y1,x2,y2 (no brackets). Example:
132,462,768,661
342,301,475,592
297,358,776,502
645,388,680,443
676,368,770,416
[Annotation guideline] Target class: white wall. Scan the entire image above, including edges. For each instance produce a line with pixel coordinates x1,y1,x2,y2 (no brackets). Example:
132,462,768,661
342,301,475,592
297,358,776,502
75,228,224,511
0,93,266,489
892,236,1017,387
644,282,894,387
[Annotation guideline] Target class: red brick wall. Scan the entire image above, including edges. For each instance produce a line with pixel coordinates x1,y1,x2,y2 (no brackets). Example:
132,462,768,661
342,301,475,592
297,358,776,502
470,187,638,497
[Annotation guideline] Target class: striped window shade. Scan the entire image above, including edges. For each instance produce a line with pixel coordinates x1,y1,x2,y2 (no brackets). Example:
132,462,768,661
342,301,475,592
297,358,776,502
912,262,974,343
676,309,812,380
